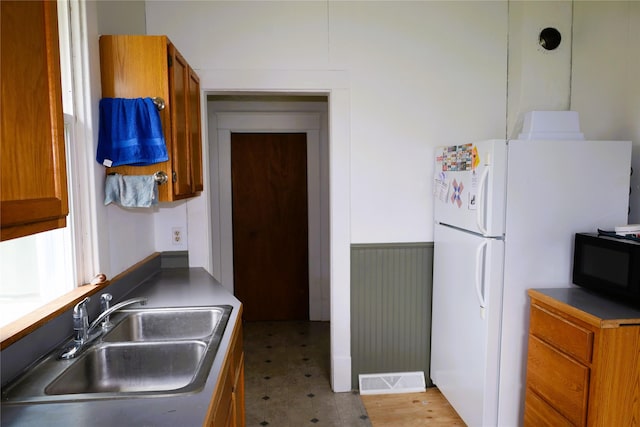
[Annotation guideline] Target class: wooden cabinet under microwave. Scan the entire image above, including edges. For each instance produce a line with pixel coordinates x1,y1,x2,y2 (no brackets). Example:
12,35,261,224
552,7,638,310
524,289,640,427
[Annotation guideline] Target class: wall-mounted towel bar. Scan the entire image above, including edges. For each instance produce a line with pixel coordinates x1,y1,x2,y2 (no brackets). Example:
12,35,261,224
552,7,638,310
107,171,168,185
151,97,165,111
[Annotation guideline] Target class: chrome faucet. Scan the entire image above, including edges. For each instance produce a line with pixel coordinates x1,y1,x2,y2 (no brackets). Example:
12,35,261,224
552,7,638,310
59,294,147,359
88,295,147,334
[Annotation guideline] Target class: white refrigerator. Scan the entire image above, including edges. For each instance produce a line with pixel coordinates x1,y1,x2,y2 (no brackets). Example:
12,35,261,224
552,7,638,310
430,139,632,427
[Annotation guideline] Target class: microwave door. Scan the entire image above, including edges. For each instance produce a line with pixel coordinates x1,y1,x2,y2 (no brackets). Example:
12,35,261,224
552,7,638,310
573,233,640,303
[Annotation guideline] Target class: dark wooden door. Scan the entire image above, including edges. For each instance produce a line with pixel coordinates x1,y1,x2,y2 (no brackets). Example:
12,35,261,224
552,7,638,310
231,133,309,321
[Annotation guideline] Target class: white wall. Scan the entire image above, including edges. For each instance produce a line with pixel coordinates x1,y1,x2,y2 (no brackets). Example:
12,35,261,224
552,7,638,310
507,1,573,137
153,202,189,252
96,0,146,35
571,1,640,223
333,2,508,243
104,206,156,274
146,1,509,244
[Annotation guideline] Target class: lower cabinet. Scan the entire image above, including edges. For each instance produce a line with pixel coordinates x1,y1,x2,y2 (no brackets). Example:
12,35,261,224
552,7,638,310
205,311,245,427
524,290,640,427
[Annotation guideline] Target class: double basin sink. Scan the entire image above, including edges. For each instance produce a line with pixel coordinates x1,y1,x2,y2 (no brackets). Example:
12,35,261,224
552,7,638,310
2,305,232,403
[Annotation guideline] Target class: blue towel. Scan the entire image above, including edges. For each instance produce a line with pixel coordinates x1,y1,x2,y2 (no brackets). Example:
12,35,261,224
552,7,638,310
97,98,169,167
104,174,158,208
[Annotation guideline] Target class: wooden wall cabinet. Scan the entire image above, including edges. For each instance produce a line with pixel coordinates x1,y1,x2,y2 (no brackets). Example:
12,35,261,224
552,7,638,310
1,0,69,241
99,35,203,202
205,310,245,427
524,289,640,427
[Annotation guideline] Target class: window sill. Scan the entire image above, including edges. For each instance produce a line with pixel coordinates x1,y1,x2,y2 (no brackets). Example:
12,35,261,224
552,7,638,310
0,283,109,351
0,253,159,350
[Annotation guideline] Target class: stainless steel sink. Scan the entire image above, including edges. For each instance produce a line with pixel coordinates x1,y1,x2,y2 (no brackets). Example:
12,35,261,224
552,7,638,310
46,341,207,394
102,307,225,342
1,305,232,403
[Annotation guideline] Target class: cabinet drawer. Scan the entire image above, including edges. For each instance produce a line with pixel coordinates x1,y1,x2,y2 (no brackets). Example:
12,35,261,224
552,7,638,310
524,388,574,427
530,303,593,363
526,335,589,426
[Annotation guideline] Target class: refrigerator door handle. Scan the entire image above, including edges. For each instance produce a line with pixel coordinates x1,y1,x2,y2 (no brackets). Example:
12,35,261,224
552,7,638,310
475,241,488,318
476,167,490,235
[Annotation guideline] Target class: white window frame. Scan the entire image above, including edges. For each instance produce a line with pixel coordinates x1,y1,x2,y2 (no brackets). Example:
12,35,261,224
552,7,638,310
64,0,99,284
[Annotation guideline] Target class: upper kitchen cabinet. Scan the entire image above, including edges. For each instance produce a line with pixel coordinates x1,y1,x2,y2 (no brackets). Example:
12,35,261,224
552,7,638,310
1,0,69,241
99,35,203,201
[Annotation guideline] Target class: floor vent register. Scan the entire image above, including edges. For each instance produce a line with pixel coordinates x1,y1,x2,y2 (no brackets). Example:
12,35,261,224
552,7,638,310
358,371,426,395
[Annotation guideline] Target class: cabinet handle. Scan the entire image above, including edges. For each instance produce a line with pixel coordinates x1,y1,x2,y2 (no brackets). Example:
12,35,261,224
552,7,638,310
172,171,177,183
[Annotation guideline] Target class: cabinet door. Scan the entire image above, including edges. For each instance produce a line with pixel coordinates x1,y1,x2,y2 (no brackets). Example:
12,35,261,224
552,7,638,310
233,352,246,427
588,326,640,426
99,35,172,201
99,35,202,202
210,362,234,427
1,0,68,241
230,324,245,426
188,67,203,192
168,44,192,199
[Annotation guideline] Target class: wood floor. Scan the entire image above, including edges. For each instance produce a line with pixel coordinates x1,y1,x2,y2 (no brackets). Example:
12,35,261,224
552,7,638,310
361,388,466,426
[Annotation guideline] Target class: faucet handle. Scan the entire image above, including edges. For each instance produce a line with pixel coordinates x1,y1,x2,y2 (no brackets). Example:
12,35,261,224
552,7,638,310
72,297,90,343
100,293,114,330
61,297,91,359
73,297,90,317
100,293,113,311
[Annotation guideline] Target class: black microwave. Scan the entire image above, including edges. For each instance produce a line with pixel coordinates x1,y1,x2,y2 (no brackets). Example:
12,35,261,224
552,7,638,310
572,233,640,305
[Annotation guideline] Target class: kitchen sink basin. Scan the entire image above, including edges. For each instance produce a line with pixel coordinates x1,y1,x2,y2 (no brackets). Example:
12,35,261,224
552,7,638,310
1,305,232,403
45,341,207,394
102,307,226,342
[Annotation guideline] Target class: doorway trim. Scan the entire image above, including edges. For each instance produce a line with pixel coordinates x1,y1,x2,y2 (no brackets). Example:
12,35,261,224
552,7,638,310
216,112,327,321
196,68,351,392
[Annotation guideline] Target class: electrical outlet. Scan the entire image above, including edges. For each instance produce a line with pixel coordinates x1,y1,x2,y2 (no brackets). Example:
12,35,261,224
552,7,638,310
172,227,184,245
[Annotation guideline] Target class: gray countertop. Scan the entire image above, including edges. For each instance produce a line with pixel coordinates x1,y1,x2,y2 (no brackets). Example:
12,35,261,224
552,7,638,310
531,287,640,325
1,268,242,427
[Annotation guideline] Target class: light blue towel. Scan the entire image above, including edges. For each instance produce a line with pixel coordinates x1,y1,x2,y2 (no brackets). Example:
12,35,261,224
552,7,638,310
97,98,168,167
104,174,158,208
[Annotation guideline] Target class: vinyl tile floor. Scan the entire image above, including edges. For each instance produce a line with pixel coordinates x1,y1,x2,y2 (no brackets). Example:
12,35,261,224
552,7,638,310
243,320,372,427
